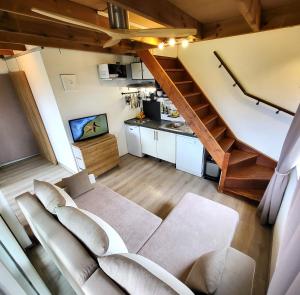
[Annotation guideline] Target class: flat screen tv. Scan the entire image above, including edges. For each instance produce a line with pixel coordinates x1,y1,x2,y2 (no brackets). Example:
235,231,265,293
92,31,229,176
69,114,109,142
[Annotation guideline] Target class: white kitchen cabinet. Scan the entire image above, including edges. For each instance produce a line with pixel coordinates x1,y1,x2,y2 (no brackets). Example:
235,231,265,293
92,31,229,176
142,63,154,80
140,127,157,158
131,62,154,80
140,127,176,163
176,135,204,176
156,130,176,163
131,62,143,80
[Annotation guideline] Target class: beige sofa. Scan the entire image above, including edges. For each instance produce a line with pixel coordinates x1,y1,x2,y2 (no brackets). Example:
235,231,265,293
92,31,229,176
17,182,255,295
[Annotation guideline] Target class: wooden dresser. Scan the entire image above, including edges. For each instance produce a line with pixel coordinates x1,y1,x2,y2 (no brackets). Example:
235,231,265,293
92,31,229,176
71,134,119,177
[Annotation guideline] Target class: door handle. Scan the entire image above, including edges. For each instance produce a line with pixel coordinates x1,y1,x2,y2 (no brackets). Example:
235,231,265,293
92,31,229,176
156,131,158,141
154,130,156,141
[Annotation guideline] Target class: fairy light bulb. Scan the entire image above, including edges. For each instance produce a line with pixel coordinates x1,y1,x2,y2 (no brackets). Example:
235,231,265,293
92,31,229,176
158,42,164,50
168,38,176,47
181,39,189,48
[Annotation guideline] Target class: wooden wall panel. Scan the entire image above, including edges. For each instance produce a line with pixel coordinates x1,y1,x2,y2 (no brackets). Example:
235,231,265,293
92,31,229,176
9,71,57,164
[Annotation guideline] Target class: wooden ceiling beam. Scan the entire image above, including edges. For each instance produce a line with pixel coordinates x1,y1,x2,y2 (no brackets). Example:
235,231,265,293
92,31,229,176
107,0,201,32
0,49,14,55
202,2,300,40
235,0,261,32
0,29,153,55
0,42,26,51
0,12,110,47
0,0,109,28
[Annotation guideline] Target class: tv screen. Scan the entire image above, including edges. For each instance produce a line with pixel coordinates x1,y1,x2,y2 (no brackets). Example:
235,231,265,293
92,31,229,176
69,114,109,142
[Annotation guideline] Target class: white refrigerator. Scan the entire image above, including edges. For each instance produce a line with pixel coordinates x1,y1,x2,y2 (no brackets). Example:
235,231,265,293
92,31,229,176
125,125,144,157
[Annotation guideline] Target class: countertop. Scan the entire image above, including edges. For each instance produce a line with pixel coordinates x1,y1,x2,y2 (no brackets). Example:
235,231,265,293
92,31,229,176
124,118,196,138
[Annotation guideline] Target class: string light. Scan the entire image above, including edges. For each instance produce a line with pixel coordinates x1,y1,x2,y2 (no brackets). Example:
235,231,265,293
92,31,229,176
168,38,176,47
158,42,164,50
181,39,189,48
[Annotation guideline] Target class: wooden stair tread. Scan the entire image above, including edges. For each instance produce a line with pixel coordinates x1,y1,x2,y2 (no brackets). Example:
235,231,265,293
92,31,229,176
193,103,210,112
218,137,235,152
224,187,265,201
227,164,274,180
174,80,193,85
185,92,202,98
165,68,185,72
211,126,227,139
155,55,178,60
202,113,219,125
229,149,258,166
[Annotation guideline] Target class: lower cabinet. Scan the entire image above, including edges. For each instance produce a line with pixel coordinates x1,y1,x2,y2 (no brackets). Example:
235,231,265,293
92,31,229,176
140,127,176,164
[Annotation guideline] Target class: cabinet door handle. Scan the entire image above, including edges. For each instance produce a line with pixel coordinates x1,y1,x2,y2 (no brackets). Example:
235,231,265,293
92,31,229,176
154,130,156,141
156,131,158,141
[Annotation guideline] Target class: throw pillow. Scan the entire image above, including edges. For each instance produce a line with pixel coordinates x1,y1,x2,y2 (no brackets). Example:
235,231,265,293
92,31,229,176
55,206,128,257
98,253,194,295
185,248,228,294
34,180,76,214
62,170,94,199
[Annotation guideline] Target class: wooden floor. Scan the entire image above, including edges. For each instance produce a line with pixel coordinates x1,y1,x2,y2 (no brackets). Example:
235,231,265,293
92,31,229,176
3,154,271,295
0,155,71,225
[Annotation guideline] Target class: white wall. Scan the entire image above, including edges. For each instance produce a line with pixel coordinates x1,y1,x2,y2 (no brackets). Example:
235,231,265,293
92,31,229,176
6,51,78,172
0,59,8,74
41,48,140,156
155,26,300,160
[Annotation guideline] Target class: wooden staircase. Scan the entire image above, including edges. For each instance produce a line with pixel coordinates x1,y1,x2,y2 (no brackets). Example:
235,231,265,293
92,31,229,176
138,50,276,202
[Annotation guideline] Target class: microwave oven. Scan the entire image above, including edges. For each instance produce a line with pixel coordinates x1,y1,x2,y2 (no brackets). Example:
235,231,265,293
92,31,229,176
98,64,127,80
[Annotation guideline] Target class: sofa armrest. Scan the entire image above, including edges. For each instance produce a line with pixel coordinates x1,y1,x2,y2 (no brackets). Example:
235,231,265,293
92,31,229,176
215,247,255,295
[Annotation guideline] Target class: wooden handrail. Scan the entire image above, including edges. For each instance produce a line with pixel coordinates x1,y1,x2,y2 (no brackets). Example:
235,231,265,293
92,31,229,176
213,51,295,116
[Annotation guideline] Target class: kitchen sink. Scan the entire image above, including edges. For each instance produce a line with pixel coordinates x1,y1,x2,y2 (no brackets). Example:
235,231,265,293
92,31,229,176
163,122,185,129
161,122,194,135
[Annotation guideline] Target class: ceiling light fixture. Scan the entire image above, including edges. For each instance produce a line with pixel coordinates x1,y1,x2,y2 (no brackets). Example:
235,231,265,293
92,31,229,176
158,42,164,50
168,38,176,47
181,39,189,48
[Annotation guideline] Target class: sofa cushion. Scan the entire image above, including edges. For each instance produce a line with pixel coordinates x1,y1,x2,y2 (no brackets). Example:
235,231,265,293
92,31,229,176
185,248,228,294
16,193,98,293
74,183,162,253
82,269,125,295
214,248,255,295
98,253,194,295
34,180,76,213
62,170,95,198
56,206,109,257
138,193,239,280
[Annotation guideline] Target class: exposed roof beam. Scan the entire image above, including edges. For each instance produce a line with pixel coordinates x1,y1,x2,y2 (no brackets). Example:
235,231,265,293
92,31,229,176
0,11,154,54
0,49,13,55
0,0,160,48
0,30,151,54
202,2,300,40
108,0,201,32
0,42,26,51
235,0,261,32
0,12,110,46
0,0,109,28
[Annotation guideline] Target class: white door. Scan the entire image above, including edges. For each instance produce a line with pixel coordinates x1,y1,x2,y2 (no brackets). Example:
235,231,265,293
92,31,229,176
142,63,154,80
156,130,176,163
131,62,143,80
176,135,204,176
140,127,157,157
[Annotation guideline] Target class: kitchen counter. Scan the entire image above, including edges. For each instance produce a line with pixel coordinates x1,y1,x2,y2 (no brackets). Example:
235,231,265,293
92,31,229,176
124,118,196,138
